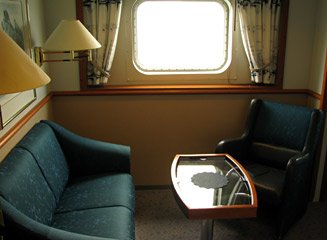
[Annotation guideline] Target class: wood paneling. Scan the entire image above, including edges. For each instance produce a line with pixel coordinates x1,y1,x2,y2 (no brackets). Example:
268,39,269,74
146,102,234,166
53,86,315,97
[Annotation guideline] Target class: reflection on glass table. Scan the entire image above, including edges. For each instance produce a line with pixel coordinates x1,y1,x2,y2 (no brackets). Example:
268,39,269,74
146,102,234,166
171,154,257,240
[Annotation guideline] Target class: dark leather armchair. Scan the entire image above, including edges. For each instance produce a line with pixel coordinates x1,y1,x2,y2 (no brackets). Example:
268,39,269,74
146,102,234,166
215,99,325,239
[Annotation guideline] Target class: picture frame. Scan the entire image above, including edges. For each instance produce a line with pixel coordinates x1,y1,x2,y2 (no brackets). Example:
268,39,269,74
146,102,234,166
0,0,36,130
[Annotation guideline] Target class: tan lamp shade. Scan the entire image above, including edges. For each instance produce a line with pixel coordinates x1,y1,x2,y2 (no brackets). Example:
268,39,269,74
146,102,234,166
0,30,51,95
44,20,101,51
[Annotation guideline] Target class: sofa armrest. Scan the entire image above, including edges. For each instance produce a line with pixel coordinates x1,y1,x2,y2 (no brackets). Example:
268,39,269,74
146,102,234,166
41,120,131,177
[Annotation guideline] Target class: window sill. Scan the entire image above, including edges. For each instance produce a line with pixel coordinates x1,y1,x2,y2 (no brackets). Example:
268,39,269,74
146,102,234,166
53,84,312,96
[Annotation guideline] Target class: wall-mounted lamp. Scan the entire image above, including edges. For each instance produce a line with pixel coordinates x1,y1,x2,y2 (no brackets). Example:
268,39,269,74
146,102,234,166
34,20,101,66
0,30,50,95
0,29,50,130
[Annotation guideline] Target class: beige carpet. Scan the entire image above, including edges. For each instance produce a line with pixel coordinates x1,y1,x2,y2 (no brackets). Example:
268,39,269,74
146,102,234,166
135,189,327,240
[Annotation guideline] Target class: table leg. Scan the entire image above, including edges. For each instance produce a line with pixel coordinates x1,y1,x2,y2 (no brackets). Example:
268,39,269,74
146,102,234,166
200,219,213,240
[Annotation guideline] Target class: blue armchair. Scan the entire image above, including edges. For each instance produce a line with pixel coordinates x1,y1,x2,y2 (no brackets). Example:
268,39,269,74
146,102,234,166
215,99,325,239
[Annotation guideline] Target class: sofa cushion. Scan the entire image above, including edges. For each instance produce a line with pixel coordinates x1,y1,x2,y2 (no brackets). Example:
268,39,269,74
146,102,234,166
245,162,286,206
249,142,300,169
52,206,134,240
16,122,69,203
56,173,135,213
0,148,56,224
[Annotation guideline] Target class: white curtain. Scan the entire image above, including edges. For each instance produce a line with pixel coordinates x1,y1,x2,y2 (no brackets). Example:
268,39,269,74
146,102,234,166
83,0,122,86
238,0,281,84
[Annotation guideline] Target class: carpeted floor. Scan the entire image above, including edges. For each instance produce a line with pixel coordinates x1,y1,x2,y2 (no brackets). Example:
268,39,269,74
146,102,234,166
135,189,327,240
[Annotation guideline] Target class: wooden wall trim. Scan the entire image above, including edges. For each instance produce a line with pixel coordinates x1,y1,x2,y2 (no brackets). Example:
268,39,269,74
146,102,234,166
320,49,327,110
275,0,289,89
319,49,327,200
53,86,312,97
0,93,53,149
308,89,322,101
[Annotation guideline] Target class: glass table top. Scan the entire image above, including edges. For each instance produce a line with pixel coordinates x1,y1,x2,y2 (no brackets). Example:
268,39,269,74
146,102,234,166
171,154,257,219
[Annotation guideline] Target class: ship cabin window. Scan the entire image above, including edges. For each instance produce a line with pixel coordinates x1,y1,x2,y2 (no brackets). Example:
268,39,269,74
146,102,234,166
132,0,233,75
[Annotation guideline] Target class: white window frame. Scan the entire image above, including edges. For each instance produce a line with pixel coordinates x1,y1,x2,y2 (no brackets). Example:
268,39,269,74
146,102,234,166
132,0,233,75
119,0,251,85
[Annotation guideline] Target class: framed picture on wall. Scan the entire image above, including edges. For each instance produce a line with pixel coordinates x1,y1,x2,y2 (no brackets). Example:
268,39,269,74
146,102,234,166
0,0,36,130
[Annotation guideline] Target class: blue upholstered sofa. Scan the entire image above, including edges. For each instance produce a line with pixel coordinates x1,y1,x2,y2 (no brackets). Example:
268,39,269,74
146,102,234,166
0,120,135,240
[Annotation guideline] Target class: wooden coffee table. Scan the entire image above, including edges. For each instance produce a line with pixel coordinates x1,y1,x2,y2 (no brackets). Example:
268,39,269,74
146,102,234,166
171,154,257,240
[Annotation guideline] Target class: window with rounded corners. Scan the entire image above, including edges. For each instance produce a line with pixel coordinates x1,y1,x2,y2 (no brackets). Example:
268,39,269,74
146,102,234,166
76,0,289,90
132,0,233,75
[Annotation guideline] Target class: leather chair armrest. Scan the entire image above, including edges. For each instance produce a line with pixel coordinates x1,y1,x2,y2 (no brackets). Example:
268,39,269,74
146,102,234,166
277,153,313,235
284,152,313,198
215,135,249,161
41,120,131,177
280,110,325,219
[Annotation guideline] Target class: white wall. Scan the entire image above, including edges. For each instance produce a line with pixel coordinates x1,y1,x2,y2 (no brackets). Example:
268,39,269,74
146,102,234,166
0,0,53,161
283,0,327,94
43,0,79,91
283,0,317,90
43,0,323,92
309,0,327,94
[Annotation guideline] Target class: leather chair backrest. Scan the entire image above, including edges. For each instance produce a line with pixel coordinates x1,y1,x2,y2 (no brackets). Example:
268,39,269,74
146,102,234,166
250,101,317,169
